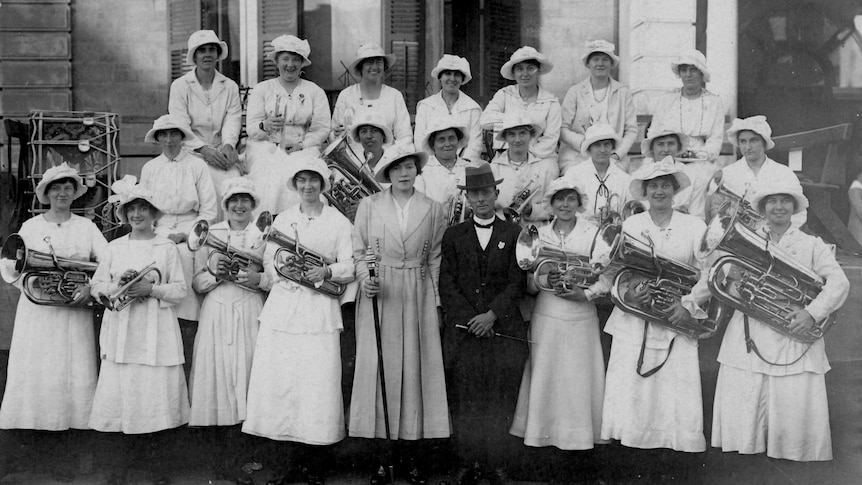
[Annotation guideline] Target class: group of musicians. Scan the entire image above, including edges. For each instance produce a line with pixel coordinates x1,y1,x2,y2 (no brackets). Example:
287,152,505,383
0,30,853,485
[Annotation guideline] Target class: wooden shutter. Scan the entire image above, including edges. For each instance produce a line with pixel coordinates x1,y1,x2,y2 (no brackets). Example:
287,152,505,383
386,0,425,113
485,0,520,95
258,0,302,82
167,0,201,81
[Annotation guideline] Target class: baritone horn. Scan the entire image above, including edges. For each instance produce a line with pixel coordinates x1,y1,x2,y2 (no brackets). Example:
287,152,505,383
516,224,599,292
99,262,162,312
254,212,345,297
700,200,832,343
322,134,382,220
1,234,99,308
187,220,264,292
706,170,762,228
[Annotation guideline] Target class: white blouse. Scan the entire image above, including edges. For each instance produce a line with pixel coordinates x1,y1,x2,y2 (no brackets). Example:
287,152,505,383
168,69,242,150
414,155,468,205
140,149,218,227
414,91,484,162
245,78,331,150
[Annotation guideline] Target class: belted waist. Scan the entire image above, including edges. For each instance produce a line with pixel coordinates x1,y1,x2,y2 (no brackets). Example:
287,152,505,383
156,211,200,232
378,255,425,269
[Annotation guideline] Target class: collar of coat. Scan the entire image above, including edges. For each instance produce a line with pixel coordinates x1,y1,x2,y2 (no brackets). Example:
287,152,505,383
370,189,437,243
182,69,230,104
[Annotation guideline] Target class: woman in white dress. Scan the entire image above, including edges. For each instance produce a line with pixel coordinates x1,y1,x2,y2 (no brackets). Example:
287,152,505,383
188,177,267,483
244,35,332,216
168,30,243,218
509,178,609,482
243,154,354,485
331,42,413,152
89,175,189,485
480,46,561,166
0,163,107,481
600,157,711,480
414,117,470,207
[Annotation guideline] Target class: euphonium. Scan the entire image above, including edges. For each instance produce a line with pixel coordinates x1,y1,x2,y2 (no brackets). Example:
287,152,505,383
187,220,264,292
505,174,541,224
99,262,163,312
601,230,731,339
1,234,99,308
516,224,598,292
706,170,762,228
254,212,345,297
447,190,470,226
699,200,831,343
321,134,382,219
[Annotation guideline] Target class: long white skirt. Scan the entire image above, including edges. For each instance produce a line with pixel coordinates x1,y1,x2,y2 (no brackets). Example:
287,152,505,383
711,365,832,461
89,360,190,434
510,293,606,450
0,300,97,430
189,284,262,426
243,329,345,445
601,336,706,452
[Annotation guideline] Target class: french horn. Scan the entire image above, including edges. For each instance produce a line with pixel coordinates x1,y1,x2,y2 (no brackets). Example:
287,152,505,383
99,262,163,312
516,224,598,292
1,234,99,309
187,220,265,292
321,134,382,220
254,212,345,297
700,200,832,343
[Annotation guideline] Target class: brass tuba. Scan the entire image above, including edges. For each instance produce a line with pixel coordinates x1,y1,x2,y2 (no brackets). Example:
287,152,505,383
321,134,382,220
699,201,832,343
99,262,163,312
706,170,762,228
516,224,599,292
599,230,731,339
1,234,99,309
187,220,265,292
254,212,346,297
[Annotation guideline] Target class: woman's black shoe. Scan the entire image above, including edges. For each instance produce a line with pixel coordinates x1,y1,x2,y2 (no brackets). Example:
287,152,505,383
369,465,392,485
405,466,428,485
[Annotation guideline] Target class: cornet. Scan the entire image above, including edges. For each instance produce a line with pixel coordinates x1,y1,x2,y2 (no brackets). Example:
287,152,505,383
187,220,265,292
505,174,541,224
1,234,99,308
447,190,471,226
99,262,163,312
254,212,346,297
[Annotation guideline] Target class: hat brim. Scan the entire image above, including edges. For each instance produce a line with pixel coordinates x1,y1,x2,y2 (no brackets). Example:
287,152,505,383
727,128,776,151
640,132,691,159
35,173,87,205
495,122,543,142
500,56,553,80
671,61,711,83
186,40,229,66
431,66,472,85
582,49,620,68
628,171,692,201
374,152,429,183
287,166,333,193
424,125,469,153
269,49,312,67
349,53,398,78
581,133,623,155
145,124,196,143
350,121,394,145
115,197,164,224
750,190,809,215
221,189,260,212
456,178,503,190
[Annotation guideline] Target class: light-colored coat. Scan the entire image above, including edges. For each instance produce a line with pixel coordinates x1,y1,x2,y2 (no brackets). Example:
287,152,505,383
348,189,450,440
480,85,562,163
559,78,638,174
169,69,242,150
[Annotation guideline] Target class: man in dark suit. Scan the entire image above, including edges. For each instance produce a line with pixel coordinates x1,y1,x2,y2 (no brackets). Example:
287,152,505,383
439,161,527,485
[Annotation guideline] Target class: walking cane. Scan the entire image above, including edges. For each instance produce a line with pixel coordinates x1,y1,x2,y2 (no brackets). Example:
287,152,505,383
365,247,396,484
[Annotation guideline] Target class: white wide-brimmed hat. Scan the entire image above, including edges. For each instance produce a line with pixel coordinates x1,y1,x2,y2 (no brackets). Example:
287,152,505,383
500,46,553,80
580,123,622,154
269,35,311,66
185,30,229,66
750,181,809,215
495,111,542,141
347,42,397,78
144,114,195,143
349,111,394,145
431,54,472,84
542,177,589,213
671,48,711,83
286,153,332,193
423,118,468,153
628,156,692,201
109,175,163,224
581,39,620,67
220,177,259,211
35,162,87,205
726,115,776,151
640,126,690,159
374,144,429,183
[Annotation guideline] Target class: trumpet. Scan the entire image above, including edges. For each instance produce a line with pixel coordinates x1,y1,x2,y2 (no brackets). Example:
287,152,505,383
322,134,382,220
254,212,346,297
706,170,762,229
99,262,163,312
447,190,471,226
505,174,541,224
1,234,99,308
187,220,264,292
516,224,598,292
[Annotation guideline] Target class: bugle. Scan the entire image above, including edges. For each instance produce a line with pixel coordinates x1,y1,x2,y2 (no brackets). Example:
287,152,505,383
1,234,99,309
99,262,163,312
187,220,264,292
254,212,346,297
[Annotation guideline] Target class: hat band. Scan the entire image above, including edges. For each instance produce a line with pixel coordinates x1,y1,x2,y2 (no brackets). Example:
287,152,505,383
462,172,499,188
